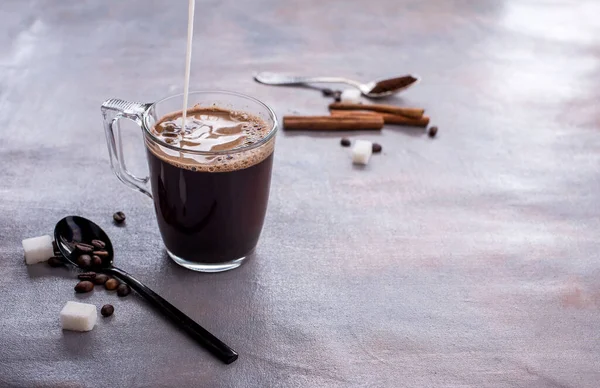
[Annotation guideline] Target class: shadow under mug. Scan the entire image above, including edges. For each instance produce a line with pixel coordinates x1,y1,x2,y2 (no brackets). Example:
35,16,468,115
101,91,278,272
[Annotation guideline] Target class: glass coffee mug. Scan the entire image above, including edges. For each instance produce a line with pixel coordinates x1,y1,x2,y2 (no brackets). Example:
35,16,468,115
101,91,277,272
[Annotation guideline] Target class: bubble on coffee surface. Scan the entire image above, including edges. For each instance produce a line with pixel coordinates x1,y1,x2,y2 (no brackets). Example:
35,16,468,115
149,106,274,173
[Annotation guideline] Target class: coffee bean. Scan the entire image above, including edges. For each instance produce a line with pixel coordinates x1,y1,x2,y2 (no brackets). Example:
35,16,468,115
74,281,94,293
322,88,335,97
93,274,109,285
428,126,438,138
78,272,97,281
93,250,109,258
333,91,342,102
340,138,351,147
105,278,119,291
91,239,106,249
75,243,94,253
113,211,126,224
117,284,131,297
47,256,64,268
101,304,114,317
92,255,103,267
77,254,92,269
372,143,382,153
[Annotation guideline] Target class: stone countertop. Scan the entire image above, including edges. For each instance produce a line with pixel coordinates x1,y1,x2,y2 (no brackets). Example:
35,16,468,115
1,0,599,387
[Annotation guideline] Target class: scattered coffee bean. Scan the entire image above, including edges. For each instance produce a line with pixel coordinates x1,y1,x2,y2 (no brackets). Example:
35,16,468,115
74,280,94,293
322,88,340,97
47,256,65,268
78,272,97,281
92,255,103,267
340,138,351,147
91,239,106,249
117,284,131,297
372,143,382,153
75,243,94,253
333,91,342,102
101,304,114,317
77,254,92,269
113,211,126,224
105,278,119,290
428,126,438,138
93,273,109,285
93,250,109,258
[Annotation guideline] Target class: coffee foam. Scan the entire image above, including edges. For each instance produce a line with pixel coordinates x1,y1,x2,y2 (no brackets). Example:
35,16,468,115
147,106,275,173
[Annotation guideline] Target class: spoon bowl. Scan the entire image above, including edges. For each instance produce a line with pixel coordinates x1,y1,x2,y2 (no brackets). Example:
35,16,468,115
54,216,114,268
53,215,238,364
360,75,420,98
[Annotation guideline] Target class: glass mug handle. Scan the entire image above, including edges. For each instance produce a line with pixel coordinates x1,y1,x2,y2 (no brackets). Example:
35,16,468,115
101,99,153,198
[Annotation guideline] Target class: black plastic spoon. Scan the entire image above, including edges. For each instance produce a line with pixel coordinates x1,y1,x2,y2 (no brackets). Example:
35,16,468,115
54,215,238,364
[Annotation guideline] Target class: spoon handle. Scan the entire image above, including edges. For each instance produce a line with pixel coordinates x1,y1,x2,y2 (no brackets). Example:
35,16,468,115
104,266,238,364
254,72,362,88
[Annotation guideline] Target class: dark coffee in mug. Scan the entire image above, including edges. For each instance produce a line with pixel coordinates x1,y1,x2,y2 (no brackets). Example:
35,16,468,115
145,106,274,264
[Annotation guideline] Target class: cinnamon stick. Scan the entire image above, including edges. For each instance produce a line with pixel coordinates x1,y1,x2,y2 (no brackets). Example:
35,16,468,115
329,102,424,119
381,112,429,127
283,115,384,131
330,110,378,117
330,110,429,127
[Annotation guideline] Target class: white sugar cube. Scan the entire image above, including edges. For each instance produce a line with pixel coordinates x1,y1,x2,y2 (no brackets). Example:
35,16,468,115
22,235,54,265
340,88,362,104
60,301,97,332
352,140,373,165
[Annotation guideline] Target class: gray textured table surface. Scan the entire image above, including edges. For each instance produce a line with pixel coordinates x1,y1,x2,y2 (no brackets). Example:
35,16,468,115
2,0,600,387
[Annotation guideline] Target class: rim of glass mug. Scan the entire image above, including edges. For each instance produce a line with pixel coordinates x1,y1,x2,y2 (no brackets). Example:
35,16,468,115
142,90,278,155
